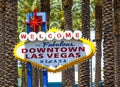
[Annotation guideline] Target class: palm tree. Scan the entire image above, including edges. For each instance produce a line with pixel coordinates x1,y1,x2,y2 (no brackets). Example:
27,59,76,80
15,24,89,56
3,0,18,86
39,69,43,87
102,0,114,86
32,66,39,87
61,0,75,87
113,0,120,86
78,0,90,87
41,0,50,29
17,0,41,86
95,0,102,87
0,0,5,86
22,63,27,87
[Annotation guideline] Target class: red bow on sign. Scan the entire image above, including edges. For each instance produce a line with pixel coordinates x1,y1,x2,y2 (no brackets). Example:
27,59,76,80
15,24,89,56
26,9,45,32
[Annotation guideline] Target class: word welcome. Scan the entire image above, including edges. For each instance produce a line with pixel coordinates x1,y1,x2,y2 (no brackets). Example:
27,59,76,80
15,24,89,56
19,30,82,41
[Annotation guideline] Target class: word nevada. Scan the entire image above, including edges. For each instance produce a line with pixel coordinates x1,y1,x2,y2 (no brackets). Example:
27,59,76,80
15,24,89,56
19,30,82,41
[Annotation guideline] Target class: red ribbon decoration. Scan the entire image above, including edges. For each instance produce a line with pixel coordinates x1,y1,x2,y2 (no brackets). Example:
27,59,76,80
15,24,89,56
26,9,45,32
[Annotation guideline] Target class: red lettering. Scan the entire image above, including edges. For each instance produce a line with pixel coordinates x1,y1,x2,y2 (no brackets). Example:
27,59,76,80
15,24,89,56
76,52,81,58
38,34,43,39
25,54,30,59
31,54,37,58
79,47,85,51
48,34,52,38
76,33,79,38
47,48,53,52
30,48,36,53
39,53,43,58
61,47,67,52
47,54,53,58
61,53,67,58
54,48,59,52
22,48,28,53
54,53,59,58
66,33,72,38
37,48,45,52
21,34,27,39
68,53,74,58
68,47,77,52
30,34,34,39
57,33,62,38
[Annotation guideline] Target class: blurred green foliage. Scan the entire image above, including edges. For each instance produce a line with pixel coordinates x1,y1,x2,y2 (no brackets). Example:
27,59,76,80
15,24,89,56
18,66,22,78
18,0,95,32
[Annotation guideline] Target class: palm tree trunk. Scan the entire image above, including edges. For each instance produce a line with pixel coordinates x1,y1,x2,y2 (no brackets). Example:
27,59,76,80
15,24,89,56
40,0,50,29
102,0,114,86
114,36,120,87
22,63,27,87
78,0,90,87
95,1,102,87
0,0,5,86
3,0,18,86
61,0,75,87
32,66,39,87
39,69,43,87
114,0,120,87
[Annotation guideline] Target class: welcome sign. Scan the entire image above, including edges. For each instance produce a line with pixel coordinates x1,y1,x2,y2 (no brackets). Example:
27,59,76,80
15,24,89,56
14,29,95,72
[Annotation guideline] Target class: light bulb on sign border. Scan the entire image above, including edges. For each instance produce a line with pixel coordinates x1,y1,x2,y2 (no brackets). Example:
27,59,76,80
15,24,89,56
19,32,28,41
28,32,37,41
64,30,73,40
37,32,46,41
46,32,55,41
55,31,64,40
73,30,82,40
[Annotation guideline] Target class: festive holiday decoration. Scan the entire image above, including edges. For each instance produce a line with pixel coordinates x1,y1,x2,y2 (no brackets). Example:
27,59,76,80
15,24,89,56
25,9,46,32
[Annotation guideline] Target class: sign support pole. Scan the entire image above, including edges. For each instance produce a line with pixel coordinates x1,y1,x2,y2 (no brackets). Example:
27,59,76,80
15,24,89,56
27,62,32,87
26,11,48,87
26,13,33,87
43,69,48,87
